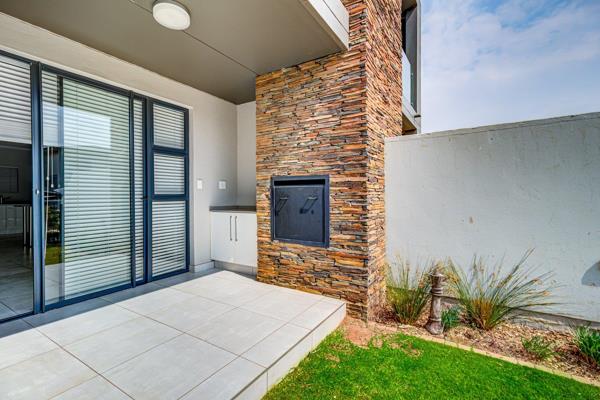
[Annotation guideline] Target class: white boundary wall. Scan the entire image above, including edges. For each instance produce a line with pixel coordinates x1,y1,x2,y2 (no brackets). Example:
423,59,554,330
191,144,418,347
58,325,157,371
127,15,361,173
386,113,600,323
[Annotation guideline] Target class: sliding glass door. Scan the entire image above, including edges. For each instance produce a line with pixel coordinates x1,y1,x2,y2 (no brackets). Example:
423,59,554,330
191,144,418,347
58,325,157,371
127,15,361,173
0,49,189,315
0,53,34,321
42,70,132,307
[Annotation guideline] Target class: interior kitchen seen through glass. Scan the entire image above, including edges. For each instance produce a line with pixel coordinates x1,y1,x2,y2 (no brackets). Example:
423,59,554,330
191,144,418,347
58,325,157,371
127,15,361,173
0,54,33,321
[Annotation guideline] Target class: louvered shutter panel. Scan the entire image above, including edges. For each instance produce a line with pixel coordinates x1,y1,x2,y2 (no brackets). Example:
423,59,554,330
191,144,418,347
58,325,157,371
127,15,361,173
134,99,144,281
151,103,186,276
152,201,186,276
60,78,131,298
0,55,31,144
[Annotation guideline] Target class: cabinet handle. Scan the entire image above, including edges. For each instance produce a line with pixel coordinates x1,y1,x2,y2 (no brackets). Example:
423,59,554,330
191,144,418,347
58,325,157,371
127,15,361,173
229,215,232,241
234,216,238,242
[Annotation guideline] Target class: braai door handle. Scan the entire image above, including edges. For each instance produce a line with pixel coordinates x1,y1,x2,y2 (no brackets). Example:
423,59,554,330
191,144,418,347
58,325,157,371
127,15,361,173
229,215,232,241
234,216,238,242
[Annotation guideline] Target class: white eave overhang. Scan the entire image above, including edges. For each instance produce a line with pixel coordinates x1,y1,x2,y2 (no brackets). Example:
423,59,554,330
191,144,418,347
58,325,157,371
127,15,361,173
301,0,350,51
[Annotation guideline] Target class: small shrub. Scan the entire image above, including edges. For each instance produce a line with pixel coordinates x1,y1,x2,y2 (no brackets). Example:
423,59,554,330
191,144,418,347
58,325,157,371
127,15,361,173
446,250,556,331
573,326,600,366
521,335,555,361
386,258,434,324
442,306,461,331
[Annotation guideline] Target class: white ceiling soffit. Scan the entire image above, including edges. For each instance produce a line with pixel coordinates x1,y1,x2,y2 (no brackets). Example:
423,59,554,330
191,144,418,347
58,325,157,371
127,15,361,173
0,0,349,104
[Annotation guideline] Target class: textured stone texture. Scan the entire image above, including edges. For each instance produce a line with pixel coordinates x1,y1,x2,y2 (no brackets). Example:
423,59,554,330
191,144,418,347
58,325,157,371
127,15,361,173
256,0,403,320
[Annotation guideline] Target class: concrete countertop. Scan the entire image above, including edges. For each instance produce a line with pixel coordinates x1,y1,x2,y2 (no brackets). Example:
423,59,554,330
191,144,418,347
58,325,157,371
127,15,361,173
209,205,256,213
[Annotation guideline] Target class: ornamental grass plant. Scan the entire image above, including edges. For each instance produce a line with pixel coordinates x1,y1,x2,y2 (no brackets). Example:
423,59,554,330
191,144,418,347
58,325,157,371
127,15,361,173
386,258,437,324
573,326,600,367
446,250,556,330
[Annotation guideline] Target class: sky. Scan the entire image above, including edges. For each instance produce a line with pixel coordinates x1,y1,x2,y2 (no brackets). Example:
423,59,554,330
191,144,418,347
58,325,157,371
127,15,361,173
420,0,600,133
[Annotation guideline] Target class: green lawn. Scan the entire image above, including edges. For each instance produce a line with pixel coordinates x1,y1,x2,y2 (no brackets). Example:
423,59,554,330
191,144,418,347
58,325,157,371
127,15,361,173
264,331,600,400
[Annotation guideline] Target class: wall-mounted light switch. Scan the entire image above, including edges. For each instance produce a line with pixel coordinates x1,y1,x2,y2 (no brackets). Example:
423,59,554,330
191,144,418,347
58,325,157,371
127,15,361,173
218,180,227,190
196,179,203,190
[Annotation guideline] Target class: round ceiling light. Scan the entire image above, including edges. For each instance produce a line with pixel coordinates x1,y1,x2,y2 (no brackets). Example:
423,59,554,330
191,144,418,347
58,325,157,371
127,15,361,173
152,0,190,30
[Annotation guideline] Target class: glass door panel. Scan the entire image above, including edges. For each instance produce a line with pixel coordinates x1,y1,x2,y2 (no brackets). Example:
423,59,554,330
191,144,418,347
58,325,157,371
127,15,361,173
149,103,187,279
133,98,145,283
0,54,33,321
151,201,186,276
42,72,132,306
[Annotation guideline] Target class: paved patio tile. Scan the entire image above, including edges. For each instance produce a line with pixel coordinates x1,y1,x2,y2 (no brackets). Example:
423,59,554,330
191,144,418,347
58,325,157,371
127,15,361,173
176,277,274,307
291,299,342,329
65,317,180,373
312,304,346,348
51,376,129,400
33,306,137,347
189,308,285,355
27,302,138,346
209,270,258,284
152,270,214,287
101,283,162,303
320,295,346,306
267,332,313,389
0,323,58,370
24,298,112,328
148,296,233,332
181,357,265,400
242,323,310,368
170,272,227,292
110,287,195,316
104,334,235,400
0,348,96,400
274,285,330,303
0,270,347,400
241,289,320,322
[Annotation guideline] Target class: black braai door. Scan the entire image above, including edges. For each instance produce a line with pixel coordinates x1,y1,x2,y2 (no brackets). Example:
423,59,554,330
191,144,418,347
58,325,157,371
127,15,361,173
271,176,329,247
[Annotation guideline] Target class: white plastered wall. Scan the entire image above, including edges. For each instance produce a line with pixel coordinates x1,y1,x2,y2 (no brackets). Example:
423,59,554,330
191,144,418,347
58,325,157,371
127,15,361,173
236,101,257,205
386,113,600,323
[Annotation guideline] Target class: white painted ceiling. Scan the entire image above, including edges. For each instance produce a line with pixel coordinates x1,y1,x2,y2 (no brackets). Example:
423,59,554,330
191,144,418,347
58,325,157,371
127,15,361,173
0,0,345,104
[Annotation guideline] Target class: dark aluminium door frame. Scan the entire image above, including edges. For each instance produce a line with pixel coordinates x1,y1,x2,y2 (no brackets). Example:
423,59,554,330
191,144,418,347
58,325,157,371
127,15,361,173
145,99,190,282
0,49,190,319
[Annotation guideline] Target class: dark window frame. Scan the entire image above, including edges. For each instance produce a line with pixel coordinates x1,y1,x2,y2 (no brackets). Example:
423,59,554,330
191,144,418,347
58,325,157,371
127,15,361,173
0,49,190,318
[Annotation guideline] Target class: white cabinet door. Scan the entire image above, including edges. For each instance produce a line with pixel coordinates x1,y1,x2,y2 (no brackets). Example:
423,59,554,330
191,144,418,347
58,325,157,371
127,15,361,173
233,213,257,267
210,212,235,263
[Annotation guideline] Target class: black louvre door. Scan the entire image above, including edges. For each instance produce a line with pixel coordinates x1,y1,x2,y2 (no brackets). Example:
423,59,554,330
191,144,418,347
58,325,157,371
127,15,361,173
271,176,329,247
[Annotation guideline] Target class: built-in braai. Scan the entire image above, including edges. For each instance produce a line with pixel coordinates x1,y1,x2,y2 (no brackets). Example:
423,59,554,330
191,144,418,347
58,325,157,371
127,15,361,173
271,176,329,247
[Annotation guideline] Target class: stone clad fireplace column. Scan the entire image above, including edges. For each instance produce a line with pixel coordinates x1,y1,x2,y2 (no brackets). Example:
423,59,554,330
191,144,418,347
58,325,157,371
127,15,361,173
255,0,403,320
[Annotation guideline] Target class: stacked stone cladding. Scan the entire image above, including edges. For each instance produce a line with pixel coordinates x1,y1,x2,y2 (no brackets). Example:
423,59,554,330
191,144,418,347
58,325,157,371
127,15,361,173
255,0,403,319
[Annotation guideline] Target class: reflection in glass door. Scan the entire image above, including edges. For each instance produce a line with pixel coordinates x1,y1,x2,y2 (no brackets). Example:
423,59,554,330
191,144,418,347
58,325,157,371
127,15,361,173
0,54,34,321
41,70,132,307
